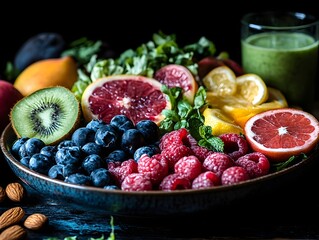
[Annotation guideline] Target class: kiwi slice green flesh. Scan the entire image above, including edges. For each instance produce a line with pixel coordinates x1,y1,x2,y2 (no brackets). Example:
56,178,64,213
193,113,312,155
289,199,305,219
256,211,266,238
10,86,81,145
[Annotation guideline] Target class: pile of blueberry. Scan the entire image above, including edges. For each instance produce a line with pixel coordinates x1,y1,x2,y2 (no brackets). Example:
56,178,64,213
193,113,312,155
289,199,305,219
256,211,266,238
10,115,161,189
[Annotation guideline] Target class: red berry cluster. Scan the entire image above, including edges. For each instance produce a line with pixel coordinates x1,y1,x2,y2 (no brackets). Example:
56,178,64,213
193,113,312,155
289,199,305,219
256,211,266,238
108,128,270,191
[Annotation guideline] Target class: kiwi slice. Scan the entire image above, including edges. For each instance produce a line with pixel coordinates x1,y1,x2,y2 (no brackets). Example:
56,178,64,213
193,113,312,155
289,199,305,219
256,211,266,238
10,86,81,145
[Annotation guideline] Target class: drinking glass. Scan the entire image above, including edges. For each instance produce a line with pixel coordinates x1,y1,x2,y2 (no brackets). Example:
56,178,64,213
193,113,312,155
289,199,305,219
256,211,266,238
241,11,319,111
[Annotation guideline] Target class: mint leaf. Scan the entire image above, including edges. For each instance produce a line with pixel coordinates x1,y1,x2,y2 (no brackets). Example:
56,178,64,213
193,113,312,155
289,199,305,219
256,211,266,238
159,85,224,152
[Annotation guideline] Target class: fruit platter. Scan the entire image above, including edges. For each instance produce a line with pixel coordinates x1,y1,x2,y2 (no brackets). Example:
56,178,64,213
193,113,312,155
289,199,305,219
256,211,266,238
0,32,319,216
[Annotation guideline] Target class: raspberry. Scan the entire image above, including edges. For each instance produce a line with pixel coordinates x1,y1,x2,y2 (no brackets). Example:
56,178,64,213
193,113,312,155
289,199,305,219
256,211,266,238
159,173,191,191
159,128,189,150
137,154,168,185
185,133,213,162
174,155,202,180
108,159,138,186
236,152,270,179
192,171,220,189
202,152,234,177
121,173,153,191
221,166,250,185
106,160,122,170
219,133,249,160
161,144,192,170
189,145,213,162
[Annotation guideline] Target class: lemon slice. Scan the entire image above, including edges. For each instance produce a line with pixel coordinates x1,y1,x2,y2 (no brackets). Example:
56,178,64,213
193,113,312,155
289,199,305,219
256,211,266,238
206,92,249,109
235,73,268,105
202,66,237,96
203,108,243,136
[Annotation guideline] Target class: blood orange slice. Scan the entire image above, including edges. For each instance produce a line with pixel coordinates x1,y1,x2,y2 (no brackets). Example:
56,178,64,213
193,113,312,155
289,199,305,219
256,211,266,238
81,75,171,125
244,108,319,162
154,64,198,104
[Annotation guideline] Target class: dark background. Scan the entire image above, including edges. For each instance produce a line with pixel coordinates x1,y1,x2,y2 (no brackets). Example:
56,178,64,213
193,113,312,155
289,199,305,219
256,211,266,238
1,1,319,75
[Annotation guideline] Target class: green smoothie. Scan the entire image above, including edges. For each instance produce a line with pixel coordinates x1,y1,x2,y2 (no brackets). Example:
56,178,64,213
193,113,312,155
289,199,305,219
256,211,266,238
241,32,319,110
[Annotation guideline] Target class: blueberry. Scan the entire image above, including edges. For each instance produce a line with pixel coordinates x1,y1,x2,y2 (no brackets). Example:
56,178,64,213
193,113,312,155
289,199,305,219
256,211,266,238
29,153,53,174
71,127,95,147
40,145,57,160
103,185,119,190
24,138,46,157
57,140,77,149
81,142,103,156
90,168,111,187
65,173,91,186
86,119,106,132
62,164,81,178
48,165,64,180
82,154,103,174
18,144,28,159
136,120,160,143
133,145,159,161
121,129,145,156
20,156,30,167
110,115,134,134
55,146,82,166
11,137,29,159
105,149,127,163
48,164,80,179
95,124,119,149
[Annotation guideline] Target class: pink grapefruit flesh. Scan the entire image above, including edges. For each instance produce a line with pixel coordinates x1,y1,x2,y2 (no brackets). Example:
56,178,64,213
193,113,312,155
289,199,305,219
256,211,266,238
81,75,171,125
154,64,198,104
244,108,319,162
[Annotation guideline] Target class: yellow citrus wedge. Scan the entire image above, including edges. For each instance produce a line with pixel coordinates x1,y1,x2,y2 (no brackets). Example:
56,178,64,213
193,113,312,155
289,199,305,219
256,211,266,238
203,108,244,136
235,73,268,105
202,66,237,96
222,87,288,128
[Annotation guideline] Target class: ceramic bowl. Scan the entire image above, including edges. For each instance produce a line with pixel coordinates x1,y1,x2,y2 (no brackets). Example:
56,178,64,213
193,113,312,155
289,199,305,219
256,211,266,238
1,124,318,217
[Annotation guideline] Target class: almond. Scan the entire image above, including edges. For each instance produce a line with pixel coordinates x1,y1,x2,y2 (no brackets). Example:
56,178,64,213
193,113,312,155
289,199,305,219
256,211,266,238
0,186,6,203
24,213,48,230
0,207,25,230
5,182,25,202
0,224,27,240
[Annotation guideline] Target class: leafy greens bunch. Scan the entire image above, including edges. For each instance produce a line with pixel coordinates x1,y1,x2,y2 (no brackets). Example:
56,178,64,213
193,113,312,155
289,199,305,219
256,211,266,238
68,31,216,100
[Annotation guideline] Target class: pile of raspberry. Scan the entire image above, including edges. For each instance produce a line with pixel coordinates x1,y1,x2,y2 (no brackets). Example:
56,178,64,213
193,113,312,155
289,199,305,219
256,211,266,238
108,128,270,191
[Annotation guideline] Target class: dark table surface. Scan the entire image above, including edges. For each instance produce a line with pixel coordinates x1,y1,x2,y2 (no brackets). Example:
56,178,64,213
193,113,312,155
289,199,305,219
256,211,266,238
1,150,319,240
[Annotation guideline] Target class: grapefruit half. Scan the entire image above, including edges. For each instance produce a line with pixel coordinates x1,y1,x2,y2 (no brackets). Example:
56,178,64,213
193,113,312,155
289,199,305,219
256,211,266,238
154,64,198,105
81,75,171,125
244,108,319,162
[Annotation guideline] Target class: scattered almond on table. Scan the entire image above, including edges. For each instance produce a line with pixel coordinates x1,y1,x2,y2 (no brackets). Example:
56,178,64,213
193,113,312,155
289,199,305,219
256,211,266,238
24,213,48,230
0,181,48,239
5,182,25,202
0,207,25,231
0,224,26,240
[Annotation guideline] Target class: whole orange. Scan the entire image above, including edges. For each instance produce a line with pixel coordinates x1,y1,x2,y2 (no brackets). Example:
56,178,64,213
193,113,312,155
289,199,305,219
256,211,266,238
13,56,78,96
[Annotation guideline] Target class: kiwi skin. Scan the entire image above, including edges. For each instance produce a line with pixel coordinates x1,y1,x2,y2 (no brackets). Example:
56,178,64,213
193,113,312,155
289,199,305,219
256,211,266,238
10,86,82,145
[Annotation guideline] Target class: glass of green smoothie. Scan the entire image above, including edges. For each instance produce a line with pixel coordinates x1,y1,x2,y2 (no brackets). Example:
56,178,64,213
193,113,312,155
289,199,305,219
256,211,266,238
241,11,319,112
